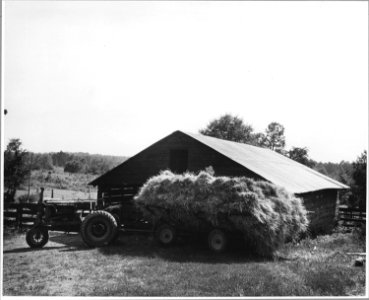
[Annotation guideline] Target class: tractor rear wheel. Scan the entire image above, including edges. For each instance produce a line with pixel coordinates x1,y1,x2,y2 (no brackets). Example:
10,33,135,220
80,211,118,247
26,226,49,248
208,229,227,253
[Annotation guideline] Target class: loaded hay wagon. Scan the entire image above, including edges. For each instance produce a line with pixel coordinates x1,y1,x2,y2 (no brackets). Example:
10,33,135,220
26,171,309,256
133,171,309,255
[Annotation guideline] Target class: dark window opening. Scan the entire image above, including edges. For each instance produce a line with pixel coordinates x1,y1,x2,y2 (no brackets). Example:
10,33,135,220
169,149,188,173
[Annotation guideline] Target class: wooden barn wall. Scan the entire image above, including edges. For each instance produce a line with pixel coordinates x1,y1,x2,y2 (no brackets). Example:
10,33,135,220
299,189,338,234
97,131,263,192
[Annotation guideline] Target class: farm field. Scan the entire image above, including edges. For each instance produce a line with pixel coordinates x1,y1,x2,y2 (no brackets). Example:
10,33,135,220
12,167,98,203
15,187,96,202
15,167,98,201
2,229,366,297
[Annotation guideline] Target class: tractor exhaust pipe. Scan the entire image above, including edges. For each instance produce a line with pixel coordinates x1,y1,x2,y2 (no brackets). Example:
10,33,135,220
38,187,44,205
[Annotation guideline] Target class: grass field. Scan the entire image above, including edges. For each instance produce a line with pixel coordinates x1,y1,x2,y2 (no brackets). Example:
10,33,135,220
14,167,98,202
15,187,96,202
2,228,366,296
19,167,98,195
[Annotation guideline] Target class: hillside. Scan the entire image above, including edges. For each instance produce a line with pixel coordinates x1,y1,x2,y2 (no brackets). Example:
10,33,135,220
14,152,127,201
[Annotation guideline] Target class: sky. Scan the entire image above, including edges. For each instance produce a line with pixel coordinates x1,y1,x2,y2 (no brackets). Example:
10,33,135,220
2,1,368,163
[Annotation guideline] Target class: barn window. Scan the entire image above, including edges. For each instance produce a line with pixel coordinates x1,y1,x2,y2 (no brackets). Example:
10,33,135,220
169,149,188,173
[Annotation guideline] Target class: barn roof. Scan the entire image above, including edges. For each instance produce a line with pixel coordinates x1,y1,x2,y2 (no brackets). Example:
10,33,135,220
90,130,349,194
183,131,349,194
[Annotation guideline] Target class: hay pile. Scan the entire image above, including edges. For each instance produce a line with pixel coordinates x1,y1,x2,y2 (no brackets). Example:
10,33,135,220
134,170,309,256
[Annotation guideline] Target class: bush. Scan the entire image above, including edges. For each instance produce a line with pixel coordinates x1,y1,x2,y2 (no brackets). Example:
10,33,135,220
18,193,39,203
352,223,366,245
64,160,82,173
134,170,309,256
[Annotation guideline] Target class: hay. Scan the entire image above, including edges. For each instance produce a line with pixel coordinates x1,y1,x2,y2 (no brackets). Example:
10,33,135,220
134,170,309,256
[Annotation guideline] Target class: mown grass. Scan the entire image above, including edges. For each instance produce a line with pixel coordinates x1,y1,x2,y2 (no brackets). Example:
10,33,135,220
2,228,366,297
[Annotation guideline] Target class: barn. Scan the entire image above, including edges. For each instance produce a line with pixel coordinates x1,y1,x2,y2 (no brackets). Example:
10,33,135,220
89,130,349,234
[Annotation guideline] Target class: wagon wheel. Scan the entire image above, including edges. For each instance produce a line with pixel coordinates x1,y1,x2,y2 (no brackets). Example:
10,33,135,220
26,226,49,248
80,211,118,247
208,229,227,253
155,223,176,246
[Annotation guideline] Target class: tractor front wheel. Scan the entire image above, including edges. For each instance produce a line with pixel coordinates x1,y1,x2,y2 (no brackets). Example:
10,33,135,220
26,226,49,248
80,211,118,247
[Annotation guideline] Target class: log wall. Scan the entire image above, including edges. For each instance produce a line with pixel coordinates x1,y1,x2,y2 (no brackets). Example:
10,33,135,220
299,189,338,234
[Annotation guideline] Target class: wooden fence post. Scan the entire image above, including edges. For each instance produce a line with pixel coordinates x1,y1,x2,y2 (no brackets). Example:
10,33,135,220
17,204,23,229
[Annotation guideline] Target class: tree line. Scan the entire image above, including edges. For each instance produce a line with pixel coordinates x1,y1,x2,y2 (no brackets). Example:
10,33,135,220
25,151,127,175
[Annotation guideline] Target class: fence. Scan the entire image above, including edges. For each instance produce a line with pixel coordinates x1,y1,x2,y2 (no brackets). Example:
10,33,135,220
338,206,366,228
3,202,96,229
3,203,38,228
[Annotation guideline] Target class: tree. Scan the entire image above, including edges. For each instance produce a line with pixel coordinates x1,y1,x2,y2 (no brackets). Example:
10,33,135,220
252,132,268,148
28,153,54,170
350,150,367,209
64,160,82,173
337,161,355,186
4,139,30,201
313,161,354,185
288,147,316,168
51,151,71,167
200,115,290,152
200,114,261,145
263,122,286,153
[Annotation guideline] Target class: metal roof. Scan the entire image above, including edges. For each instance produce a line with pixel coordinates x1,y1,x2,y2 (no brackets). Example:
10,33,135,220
184,131,349,194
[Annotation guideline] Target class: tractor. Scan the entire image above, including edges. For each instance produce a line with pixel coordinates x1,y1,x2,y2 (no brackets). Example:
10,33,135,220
25,187,153,249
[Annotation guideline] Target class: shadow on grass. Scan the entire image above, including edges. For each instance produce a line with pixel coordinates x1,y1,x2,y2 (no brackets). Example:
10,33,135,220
49,233,87,249
9,231,278,263
49,233,99,253
3,233,91,254
3,246,69,254
97,233,271,264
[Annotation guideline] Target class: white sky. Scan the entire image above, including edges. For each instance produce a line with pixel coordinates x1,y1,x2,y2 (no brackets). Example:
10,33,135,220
2,1,368,162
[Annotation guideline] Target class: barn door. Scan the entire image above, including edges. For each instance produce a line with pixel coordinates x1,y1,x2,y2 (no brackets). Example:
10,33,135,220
169,149,188,173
